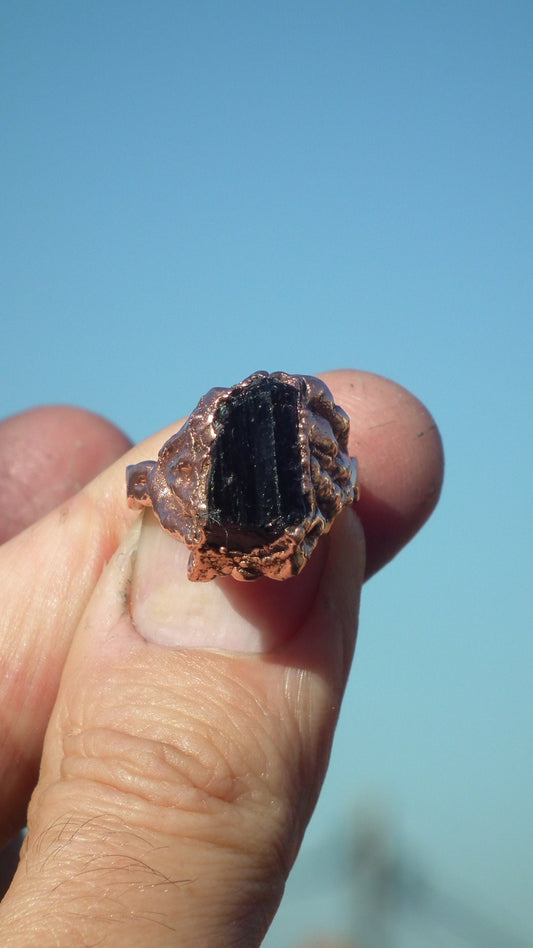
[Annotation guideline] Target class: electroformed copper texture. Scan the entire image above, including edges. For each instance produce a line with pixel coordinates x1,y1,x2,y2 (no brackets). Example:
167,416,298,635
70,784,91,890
127,371,359,581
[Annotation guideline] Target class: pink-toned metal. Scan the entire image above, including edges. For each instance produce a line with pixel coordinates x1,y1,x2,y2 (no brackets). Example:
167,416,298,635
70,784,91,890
127,371,359,581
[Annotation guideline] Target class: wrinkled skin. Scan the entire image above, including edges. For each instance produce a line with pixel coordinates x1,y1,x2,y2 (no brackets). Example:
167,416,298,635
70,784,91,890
0,371,443,947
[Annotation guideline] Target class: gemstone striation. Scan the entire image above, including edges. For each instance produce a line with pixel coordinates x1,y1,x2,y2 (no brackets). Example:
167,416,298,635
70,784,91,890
126,370,358,581
205,378,310,552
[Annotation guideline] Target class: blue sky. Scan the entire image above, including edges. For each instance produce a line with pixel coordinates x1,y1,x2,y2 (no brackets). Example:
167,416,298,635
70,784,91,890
2,3,532,944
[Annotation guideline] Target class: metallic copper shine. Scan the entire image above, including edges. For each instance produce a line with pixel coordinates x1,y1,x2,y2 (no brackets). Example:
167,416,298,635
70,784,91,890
127,371,359,581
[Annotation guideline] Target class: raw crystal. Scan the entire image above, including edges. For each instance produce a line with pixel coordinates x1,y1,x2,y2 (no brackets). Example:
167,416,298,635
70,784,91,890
205,376,309,552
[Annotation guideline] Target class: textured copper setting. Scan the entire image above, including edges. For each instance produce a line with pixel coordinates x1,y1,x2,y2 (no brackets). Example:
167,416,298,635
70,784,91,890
127,371,359,581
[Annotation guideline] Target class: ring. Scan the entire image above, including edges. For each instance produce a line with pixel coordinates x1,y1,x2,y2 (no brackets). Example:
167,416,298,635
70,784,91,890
127,371,359,581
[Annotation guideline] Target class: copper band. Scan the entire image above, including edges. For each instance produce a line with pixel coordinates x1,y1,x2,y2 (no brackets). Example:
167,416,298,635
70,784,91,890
127,371,358,581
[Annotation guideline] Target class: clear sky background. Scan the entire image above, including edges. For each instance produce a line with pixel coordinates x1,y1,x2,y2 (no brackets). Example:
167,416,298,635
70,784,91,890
2,3,532,945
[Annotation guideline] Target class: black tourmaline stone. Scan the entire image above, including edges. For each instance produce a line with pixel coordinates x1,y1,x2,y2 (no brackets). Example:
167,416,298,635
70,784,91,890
205,377,310,552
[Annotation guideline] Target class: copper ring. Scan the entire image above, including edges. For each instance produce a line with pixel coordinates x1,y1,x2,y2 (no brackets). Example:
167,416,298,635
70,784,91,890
127,371,359,582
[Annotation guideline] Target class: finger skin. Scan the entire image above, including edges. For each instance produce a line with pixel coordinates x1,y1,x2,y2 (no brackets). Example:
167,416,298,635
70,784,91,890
0,502,366,946
0,405,132,543
0,407,132,889
0,370,443,844
0,407,132,842
330,370,444,578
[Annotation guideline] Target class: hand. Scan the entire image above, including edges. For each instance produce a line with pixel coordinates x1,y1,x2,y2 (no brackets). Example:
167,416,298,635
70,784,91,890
0,370,443,946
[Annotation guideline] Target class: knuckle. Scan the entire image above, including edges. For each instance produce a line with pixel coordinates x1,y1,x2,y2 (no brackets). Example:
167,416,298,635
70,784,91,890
60,725,245,816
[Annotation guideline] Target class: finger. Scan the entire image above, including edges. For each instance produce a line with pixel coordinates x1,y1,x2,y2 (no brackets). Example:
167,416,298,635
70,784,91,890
0,405,132,543
0,406,132,888
0,492,365,945
325,370,444,577
0,370,443,842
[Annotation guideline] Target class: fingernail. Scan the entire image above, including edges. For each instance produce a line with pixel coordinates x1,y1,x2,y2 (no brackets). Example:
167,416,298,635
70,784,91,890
129,510,301,652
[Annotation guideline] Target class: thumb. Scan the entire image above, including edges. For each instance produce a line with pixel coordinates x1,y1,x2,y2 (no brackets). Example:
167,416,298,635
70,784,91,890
0,505,364,946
